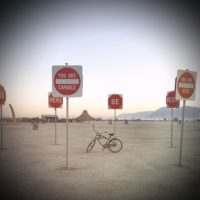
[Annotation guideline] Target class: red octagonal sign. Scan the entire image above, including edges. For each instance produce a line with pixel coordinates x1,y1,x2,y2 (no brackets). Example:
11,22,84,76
0,84,6,105
108,94,123,109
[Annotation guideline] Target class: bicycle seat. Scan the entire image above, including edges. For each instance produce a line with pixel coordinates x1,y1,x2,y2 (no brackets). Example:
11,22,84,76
108,133,114,136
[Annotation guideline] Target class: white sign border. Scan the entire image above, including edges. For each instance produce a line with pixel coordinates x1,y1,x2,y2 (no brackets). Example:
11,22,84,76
52,65,83,97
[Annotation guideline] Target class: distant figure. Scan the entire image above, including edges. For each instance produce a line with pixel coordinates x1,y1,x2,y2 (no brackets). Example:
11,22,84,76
124,120,128,124
109,120,112,124
32,120,38,130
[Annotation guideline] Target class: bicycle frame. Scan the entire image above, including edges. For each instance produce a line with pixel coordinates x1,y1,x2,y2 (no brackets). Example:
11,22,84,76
92,125,113,148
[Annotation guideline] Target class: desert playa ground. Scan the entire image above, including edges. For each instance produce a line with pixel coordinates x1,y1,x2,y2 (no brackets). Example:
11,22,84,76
0,121,200,200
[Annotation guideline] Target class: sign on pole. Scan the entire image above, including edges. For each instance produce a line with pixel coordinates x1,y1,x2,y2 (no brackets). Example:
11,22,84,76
166,90,180,148
0,85,6,105
52,64,83,169
166,91,180,108
0,84,6,150
48,92,63,145
108,94,123,136
175,69,197,167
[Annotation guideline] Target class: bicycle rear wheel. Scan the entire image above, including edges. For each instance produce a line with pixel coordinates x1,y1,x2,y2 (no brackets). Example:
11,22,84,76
86,139,96,153
108,138,123,153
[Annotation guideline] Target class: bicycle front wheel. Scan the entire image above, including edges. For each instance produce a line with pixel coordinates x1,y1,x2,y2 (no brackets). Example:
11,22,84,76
108,138,123,153
86,139,96,153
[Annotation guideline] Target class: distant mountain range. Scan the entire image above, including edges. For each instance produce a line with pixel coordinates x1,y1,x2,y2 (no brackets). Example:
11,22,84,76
117,106,200,120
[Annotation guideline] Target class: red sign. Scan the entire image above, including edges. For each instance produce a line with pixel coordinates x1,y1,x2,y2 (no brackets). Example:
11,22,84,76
176,70,196,100
48,93,63,108
0,85,6,105
166,91,180,108
108,94,123,109
53,66,82,97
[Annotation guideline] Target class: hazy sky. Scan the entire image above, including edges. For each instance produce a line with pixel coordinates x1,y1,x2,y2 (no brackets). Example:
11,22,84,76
0,0,200,118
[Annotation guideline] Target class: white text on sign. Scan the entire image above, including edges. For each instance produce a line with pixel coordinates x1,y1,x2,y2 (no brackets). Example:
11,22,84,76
111,99,120,105
49,97,63,104
166,97,178,103
57,85,77,91
57,73,78,79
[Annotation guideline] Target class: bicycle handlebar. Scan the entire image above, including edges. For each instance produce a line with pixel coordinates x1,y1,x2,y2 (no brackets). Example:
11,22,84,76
92,124,107,135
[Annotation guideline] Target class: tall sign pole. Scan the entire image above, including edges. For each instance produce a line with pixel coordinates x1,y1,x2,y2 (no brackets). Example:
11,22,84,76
48,92,63,145
52,63,83,169
166,90,180,148
179,100,186,166
0,104,3,150
0,84,6,150
170,108,173,148
108,94,123,136
66,97,69,168
114,109,116,136
55,108,57,144
175,69,197,167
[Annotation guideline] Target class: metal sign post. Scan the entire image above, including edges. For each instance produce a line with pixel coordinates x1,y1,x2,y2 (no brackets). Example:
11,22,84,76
48,92,63,145
108,94,123,136
66,97,69,169
0,104,3,150
0,84,6,150
179,100,186,166
54,108,57,145
52,64,83,169
114,109,117,136
166,90,180,148
170,108,174,148
176,69,197,167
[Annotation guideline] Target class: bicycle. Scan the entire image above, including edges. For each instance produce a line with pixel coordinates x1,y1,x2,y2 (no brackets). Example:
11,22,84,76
86,125,123,153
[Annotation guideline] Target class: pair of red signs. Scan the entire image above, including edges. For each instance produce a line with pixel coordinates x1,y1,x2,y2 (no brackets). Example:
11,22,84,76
48,93,124,109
